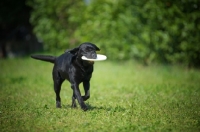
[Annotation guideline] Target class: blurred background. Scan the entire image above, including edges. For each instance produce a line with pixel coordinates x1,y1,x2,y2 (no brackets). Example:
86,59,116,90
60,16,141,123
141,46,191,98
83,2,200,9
0,0,199,67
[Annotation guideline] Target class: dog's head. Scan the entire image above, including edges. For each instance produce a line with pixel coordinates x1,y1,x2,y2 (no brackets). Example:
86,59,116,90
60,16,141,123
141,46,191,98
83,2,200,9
66,42,100,65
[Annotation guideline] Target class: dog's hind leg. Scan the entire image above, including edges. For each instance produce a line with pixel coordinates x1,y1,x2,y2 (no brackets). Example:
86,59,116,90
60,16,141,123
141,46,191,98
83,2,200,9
71,91,77,108
53,71,64,108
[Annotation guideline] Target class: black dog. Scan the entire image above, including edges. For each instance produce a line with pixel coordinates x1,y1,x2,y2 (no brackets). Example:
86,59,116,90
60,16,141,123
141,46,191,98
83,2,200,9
31,42,100,111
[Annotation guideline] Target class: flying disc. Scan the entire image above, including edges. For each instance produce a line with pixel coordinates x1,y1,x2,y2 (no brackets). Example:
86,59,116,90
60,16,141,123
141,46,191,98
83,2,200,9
82,54,107,61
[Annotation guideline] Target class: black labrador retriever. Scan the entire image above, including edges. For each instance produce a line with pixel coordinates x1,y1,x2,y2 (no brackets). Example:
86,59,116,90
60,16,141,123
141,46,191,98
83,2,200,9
31,42,100,111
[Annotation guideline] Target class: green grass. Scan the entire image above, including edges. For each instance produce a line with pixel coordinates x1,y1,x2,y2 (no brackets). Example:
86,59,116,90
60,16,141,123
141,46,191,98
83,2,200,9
0,58,200,131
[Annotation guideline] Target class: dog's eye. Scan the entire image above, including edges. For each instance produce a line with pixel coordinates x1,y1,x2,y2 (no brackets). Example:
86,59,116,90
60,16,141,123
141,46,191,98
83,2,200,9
87,49,93,52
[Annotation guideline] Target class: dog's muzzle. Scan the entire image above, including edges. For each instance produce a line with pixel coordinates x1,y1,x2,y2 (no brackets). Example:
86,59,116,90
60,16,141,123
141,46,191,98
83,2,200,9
92,54,97,59
88,61,94,65
86,53,97,59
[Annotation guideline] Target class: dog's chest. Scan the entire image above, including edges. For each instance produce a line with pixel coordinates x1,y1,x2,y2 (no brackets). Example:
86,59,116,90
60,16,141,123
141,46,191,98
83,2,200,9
80,67,93,80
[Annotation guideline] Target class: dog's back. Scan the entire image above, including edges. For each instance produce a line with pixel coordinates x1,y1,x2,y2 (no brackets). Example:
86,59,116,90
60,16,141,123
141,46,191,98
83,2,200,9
55,52,74,69
53,52,75,80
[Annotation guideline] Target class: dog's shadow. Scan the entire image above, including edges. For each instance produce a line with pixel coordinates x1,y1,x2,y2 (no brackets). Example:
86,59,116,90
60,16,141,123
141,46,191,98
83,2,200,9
64,103,126,112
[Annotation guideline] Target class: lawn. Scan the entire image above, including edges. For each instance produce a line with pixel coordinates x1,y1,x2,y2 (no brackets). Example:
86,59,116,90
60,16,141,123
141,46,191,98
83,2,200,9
0,58,200,131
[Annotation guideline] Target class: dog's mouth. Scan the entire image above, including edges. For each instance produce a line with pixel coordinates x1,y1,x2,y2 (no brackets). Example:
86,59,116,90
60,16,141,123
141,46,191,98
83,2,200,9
87,60,94,65
84,53,97,59
82,60,94,66
81,53,97,65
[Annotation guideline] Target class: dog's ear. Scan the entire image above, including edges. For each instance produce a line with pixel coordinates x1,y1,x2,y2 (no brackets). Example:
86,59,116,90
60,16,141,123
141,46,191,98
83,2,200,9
65,47,79,55
94,45,100,51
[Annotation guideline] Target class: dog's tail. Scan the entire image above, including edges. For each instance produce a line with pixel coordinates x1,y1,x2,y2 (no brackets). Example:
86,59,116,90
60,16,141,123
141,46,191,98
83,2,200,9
31,55,56,63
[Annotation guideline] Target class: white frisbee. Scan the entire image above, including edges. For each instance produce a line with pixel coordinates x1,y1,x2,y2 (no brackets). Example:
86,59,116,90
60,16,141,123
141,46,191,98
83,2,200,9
82,54,107,61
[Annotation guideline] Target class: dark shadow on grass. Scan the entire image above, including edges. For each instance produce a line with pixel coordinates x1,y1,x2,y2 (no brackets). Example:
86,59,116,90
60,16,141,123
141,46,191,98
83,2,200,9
86,103,126,112
62,103,126,112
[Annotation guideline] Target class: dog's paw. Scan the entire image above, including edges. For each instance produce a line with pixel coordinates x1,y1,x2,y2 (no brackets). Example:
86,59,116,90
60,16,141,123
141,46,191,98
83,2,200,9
56,101,61,108
82,95,90,101
81,105,88,111
71,103,77,108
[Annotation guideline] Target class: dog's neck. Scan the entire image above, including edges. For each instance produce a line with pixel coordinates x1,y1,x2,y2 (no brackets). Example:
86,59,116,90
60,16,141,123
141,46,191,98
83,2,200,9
75,56,93,72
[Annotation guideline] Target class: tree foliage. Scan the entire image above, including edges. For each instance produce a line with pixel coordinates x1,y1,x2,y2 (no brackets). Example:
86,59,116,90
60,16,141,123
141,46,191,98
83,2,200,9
27,0,200,67
27,0,85,50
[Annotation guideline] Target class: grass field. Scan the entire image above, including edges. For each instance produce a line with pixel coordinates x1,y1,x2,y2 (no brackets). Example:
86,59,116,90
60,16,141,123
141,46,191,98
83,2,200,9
0,58,200,131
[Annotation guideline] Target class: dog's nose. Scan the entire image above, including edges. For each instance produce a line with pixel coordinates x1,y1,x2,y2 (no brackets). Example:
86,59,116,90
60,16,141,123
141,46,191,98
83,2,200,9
92,54,97,59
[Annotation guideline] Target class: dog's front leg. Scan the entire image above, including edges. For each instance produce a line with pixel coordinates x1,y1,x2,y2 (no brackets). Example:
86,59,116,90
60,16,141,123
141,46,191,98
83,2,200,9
82,81,90,101
72,84,88,111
